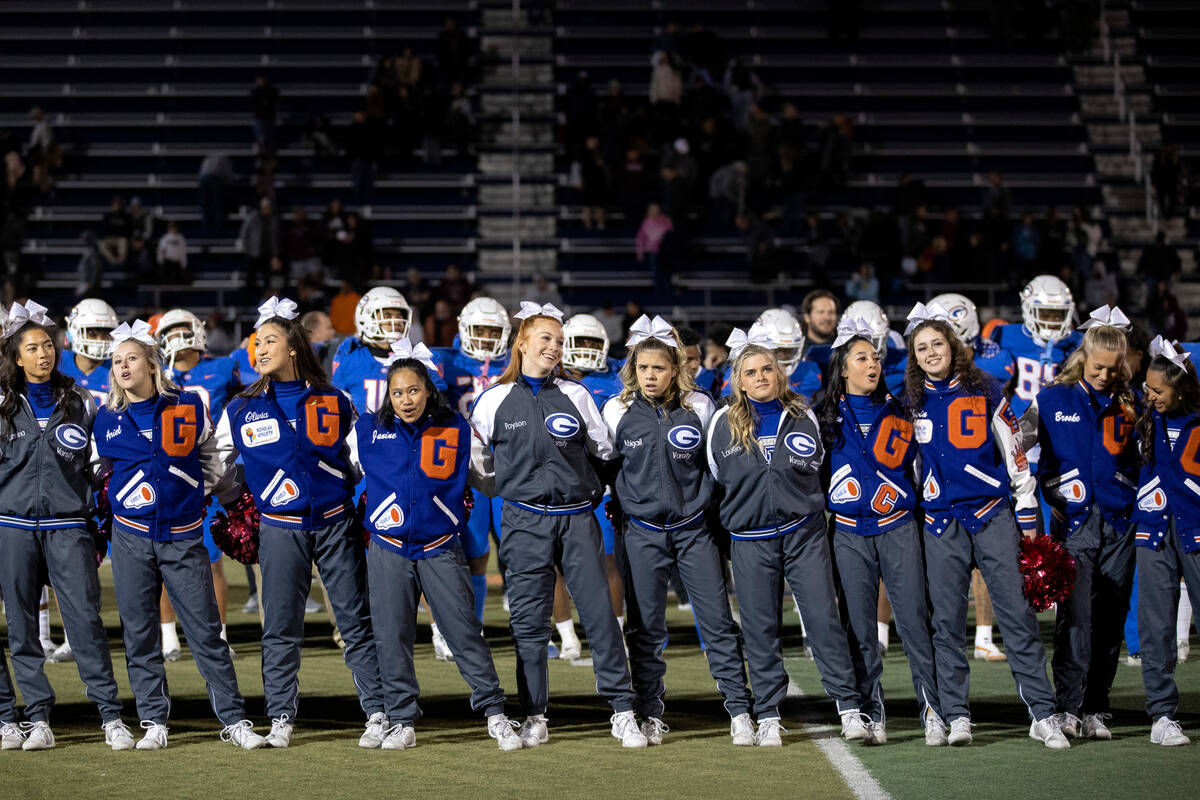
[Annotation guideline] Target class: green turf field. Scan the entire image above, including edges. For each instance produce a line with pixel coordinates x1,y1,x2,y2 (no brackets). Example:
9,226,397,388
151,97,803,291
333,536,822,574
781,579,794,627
3,559,1197,800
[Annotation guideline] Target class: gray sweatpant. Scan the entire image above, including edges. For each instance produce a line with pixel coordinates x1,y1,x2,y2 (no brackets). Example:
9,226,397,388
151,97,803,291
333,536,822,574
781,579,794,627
1052,508,1134,716
0,526,123,724
110,525,245,725
924,512,1056,722
367,538,506,726
622,519,752,719
259,519,384,720
499,503,635,716
730,518,861,722
1136,518,1200,721
834,520,941,723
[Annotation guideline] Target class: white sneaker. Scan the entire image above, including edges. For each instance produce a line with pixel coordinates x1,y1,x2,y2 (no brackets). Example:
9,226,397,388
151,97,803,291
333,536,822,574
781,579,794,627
610,710,648,748
518,714,548,747
730,713,755,746
221,720,267,750
973,642,1007,661
48,642,74,664
21,721,55,750
1150,716,1191,746
1126,654,1141,666
840,710,870,741
1053,712,1081,738
640,717,668,745
39,638,60,659
947,717,973,746
1,721,26,750
359,712,389,749
432,627,454,662
162,647,181,663
1030,717,1071,750
924,709,948,746
487,715,523,751
864,720,887,746
103,719,136,750
381,725,416,750
241,595,259,615
265,715,293,748
501,591,510,612
135,721,168,750
558,636,583,661
304,596,321,614
1081,712,1113,740
1178,639,1191,663
754,718,786,747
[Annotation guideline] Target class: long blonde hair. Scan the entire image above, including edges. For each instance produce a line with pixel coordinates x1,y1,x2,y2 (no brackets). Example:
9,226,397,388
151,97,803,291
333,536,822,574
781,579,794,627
1052,323,1136,420
106,339,178,411
497,315,566,384
725,343,808,453
615,333,697,410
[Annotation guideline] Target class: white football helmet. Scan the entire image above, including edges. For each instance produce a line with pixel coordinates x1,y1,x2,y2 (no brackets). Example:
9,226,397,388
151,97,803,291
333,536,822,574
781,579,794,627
751,308,805,371
842,300,890,357
457,297,511,360
157,308,207,363
1020,275,1075,343
562,313,610,371
929,292,980,345
355,287,412,347
65,298,119,361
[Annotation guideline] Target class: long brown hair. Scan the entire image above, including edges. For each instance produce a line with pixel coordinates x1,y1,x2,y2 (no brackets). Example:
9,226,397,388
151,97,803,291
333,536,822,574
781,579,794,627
1137,356,1200,465
239,316,330,397
903,319,994,413
725,343,808,454
1053,324,1136,421
0,322,76,435
496,315,566,384
614,333,697,411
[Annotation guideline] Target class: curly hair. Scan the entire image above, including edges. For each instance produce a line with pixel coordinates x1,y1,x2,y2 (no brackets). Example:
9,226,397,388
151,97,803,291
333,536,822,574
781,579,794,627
724,344,808,454
902,319,994,414
1137,355,1200,466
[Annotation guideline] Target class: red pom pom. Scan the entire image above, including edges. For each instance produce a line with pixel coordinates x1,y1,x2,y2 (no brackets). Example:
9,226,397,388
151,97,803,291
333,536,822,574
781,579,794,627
1018,534,1076,612
212,490,261,565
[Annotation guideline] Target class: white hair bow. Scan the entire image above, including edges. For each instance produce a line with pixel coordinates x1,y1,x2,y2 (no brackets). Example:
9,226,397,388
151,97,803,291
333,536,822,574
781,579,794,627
3,300,56,339
903,301,952,336
386,338,439,373
110,320,157,348
1150,335,1191,372
726,327,774,360
513,301,564,322
1078,304,1131,332
254,296,299,329
625,314,677,348
832,316,877,349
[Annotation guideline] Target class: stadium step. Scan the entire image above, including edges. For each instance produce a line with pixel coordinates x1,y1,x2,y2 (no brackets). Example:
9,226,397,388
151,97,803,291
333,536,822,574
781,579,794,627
478,215,556,241
481,35,551,59
1086,122,1162,147
1079,92,1151,117
1072,64,1146,87
478,152,555,177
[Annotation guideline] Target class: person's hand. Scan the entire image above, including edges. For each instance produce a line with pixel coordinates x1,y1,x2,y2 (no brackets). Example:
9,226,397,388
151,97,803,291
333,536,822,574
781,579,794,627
1019,522,1039,540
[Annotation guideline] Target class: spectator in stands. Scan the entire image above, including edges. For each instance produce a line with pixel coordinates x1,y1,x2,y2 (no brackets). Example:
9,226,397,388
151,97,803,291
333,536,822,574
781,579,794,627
436,16,472,85
1139,231,1182,291
1152,143,1186,219
373,57,399,114
650,51,683,107
403,267,433,316
724,59,760,136
305,114,338,158
635,201,674,270
651,22,682,60
845,262,880,304
984,171,1011,219
681,23,726,87
319,198,347,265
436,263,473,313
580,135,609,230
345,110,383,203
424,298,458,347
1,150,33,276
329,281,360,335
707,160,747,230
205,311,236,356
591,300,624,345
1153,283,1189,341
445,82,475,157
1068,205,1102,275
801,288,839,348
126,229,154,285
250,74,280,153
74,230,102,300
1011,213,1041,278
899,204,931,260
197,153,233,234
329,211,373,289
301,310,336,347
395,46,423,91
817,114,853,190
237,196,281,291
25,106,57,195
156,220,188,284
128,196,153,242
1083,259,1118,314
98,195,132,267
745,103,774,199
619,148,651,229
285,207,322,280
564,71,596,150
703,322,733,371
296,274,328,315
420,85,447,166
527,272,563,308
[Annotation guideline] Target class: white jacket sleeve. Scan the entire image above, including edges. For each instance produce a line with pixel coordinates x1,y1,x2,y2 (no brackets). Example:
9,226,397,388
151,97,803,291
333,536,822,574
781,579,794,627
345,426,364,484
992,398,1037,515
564,382,614,461
1017,396,1040,454
210,408,245,506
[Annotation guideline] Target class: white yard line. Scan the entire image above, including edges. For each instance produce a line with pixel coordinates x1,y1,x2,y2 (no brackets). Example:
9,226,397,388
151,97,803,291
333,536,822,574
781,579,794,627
787,678,893,800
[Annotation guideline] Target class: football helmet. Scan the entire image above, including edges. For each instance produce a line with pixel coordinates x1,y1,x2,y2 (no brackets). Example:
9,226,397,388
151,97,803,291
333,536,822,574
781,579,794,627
457,297,512,360
841,300,890,357
355,287,412,346
751,308,805,371
65,298,119,361
929,292,980,345
1020,275,1075,343
562,314,610,371
156,308,207,363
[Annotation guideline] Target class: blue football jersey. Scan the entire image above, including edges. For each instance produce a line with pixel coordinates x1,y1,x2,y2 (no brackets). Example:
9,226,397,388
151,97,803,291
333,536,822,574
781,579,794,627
882,347,908,396
436,346,511,417
167,355,240,418
332,336,446,414
972,335,1016,385
992,323,1081,416
578,358,626,407
232,345,259,384
804,342,833,374
58,350,110,405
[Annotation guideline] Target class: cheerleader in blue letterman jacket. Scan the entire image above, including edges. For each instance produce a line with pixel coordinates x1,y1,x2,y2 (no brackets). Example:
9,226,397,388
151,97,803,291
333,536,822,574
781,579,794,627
345,338,522,751
91,320,266,750
213,298,386,750
902,302,1067,750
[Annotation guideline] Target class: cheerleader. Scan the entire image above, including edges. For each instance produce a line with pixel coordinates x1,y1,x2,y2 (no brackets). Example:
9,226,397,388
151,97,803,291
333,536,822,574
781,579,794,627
214,297,386,748
92,319,265,750
705,329,865,747
1130,336,1200,746
469,301,644,748
814,316,945,746
0,301,133,752
346,339,521,751
903,303,1067,749
1019,306,1138,741
600,315,755,746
